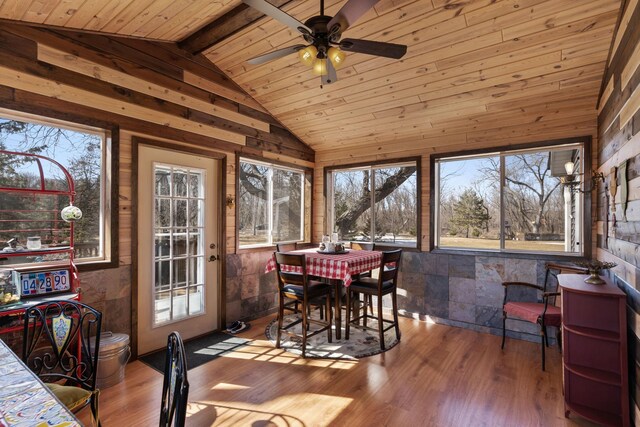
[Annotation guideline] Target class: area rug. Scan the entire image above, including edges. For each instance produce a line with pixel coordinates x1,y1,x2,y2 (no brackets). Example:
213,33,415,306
139,332,249,373
265,313,399,359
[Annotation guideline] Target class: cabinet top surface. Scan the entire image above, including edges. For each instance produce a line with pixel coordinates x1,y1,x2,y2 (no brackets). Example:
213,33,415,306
558,274,625,296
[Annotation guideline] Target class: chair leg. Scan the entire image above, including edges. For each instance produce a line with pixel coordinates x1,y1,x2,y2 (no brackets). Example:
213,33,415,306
541,329,546,371
345,289,351,340
363,293,368,329
302,300,308,358
378,294,385,351
326,293,332,343
276,294,284,349
544,326,549,347
392,289,400,341
501,313,507,349
368,295,374,315
294,300,299,314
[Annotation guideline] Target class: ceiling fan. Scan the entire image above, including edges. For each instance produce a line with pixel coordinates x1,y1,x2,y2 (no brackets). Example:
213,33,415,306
243,0,408,85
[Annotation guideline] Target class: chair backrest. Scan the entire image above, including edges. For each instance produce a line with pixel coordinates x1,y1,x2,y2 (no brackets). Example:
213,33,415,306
377,249,402,290
160,331,189,427
351,242,375,251
274,252,308,292
276,242,297,252
22,300,102,392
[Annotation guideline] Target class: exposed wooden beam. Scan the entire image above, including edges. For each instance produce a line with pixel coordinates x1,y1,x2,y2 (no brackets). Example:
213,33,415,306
178,0,293,55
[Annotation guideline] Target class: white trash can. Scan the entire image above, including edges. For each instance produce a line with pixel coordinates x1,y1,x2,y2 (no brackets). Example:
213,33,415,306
94,332,130,388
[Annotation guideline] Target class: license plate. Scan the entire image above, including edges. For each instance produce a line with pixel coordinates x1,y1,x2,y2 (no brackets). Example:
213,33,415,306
20,270,71,296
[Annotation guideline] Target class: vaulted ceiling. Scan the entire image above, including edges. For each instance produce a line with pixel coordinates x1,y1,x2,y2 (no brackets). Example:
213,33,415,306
1,0,622,154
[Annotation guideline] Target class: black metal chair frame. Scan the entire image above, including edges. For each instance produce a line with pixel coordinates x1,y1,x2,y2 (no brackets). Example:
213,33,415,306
160,331,189,427
275,252,332,357
501,262,588,370
345,249,402,350
22,300,102,426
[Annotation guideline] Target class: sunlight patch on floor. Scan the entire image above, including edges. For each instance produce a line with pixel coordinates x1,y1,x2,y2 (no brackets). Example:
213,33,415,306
219,339,358,369
190,393,353,426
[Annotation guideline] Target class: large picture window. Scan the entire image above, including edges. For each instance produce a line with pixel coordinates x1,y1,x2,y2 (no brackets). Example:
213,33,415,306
0,111,113,265
238,159,305,248
327,160,419,248
434,142,586,254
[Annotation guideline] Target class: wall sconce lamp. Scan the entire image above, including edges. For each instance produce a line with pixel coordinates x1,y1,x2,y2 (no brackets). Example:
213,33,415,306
226,194,235,209
561,161,605,193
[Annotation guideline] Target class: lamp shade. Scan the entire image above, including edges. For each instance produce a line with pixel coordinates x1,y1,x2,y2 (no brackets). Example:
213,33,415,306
298,45,318,67
312,58,328,76
328,47,346,69
564,161,575,175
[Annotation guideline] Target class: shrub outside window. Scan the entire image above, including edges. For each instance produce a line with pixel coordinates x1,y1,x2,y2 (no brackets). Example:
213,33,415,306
238,159,305,248
0,112,112,265
434,142,586,254
327,161,419,248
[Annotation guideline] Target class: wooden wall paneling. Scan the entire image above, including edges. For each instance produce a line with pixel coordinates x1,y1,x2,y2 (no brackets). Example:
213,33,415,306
0,61,246,145
36,44,269,132
596,0,640,423
610,0,639,63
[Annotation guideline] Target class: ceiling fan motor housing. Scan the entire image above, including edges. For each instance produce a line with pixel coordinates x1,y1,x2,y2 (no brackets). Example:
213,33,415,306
303,15,338,57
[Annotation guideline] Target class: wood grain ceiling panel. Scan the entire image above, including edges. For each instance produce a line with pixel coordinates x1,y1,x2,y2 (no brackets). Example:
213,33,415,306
0,0,622,156
202,0,621,154
0,0,242,41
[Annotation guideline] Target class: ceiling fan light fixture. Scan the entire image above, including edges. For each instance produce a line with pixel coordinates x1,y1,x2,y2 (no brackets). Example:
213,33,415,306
298,45,318,66
328,47,346,69
312,58,328,76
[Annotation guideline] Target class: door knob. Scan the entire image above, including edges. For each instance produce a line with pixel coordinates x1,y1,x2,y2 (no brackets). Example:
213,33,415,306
208,255,218,262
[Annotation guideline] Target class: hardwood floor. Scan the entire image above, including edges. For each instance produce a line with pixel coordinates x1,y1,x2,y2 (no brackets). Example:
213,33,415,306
81,315,596,427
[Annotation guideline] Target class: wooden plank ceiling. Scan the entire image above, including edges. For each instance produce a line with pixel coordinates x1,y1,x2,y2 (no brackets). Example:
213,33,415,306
202,0,621,153
0,0,241,41
0,0,622,154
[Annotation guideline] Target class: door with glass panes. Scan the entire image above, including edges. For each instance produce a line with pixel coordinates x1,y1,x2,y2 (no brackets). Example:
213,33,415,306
137,145,219,354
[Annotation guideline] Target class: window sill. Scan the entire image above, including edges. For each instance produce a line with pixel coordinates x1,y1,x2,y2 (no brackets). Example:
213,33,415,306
430,247,586,261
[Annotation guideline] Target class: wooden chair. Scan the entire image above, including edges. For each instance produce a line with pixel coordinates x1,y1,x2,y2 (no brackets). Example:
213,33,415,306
275,242,297,252
350,241,376,314
345,249,402,350
160,331,189,427
22,300,102,427
501,262,588,370
274,252,332,357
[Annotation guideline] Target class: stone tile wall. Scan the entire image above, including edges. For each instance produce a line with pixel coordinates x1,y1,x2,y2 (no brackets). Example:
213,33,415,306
232,249,556,343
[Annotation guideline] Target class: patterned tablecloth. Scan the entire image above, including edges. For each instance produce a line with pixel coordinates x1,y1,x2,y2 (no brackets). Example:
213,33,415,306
0,339,82,427
265,249,382,287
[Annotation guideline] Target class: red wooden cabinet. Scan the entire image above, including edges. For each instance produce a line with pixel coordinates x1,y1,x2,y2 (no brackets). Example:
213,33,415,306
559,274,629,427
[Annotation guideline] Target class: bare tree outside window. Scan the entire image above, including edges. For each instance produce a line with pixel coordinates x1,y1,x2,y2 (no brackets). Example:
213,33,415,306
436,144,583,253
0,117,105,262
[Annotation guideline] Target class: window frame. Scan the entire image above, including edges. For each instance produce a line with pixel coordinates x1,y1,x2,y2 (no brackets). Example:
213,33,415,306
430,136,593,258
324,157,421,250
236,156,311,251
0,108,119,271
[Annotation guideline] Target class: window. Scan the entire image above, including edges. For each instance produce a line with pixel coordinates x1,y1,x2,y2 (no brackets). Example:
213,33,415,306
238,158,306,248
327,160,419,248
0,111,114,265
434,141,586,254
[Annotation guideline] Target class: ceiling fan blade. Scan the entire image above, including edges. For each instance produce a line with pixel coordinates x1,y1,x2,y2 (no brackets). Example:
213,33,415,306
327,0,380,35
243,0,312,34
339,38,407,59
321,59,338,85
247,44,306,65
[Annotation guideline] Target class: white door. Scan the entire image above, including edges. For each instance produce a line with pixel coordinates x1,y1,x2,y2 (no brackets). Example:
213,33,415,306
137,145,219,354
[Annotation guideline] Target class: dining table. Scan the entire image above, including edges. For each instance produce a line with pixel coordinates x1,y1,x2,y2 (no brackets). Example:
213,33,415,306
265,247,382,339
0,338,82,427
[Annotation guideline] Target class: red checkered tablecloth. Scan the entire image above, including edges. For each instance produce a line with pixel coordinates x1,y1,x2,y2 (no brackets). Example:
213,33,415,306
264,249,382,287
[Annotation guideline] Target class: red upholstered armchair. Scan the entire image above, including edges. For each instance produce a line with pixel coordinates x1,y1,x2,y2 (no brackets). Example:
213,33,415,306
501,262,587,370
